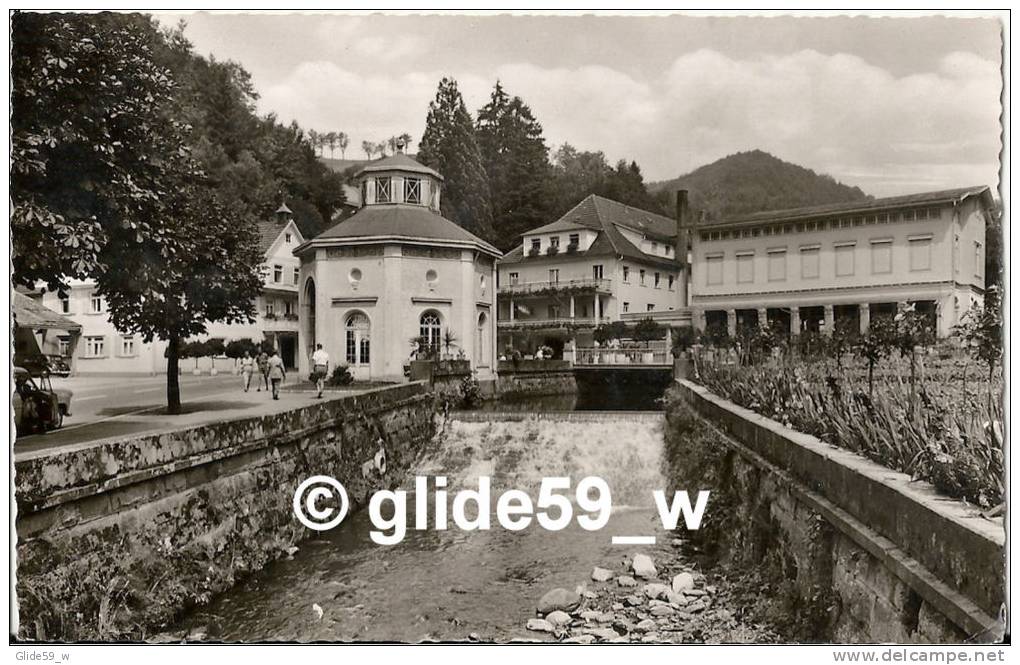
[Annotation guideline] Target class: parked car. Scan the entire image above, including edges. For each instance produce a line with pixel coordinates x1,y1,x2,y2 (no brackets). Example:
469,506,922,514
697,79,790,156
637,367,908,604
45,354,72,377
13,366,73,435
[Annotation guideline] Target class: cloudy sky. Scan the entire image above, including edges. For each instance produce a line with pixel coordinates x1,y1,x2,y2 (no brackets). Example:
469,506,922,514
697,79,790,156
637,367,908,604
159,12,1003,197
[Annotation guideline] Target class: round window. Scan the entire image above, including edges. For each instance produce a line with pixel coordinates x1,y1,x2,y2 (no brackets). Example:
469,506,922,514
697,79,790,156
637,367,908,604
349,268,362,283
425,269,438,284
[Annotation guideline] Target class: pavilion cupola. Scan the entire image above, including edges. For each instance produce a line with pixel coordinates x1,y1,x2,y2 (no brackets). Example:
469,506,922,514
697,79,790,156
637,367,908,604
355,149,444,211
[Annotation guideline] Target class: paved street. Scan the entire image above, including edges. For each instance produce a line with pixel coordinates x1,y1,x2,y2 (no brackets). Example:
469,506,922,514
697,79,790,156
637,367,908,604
14,372,370,456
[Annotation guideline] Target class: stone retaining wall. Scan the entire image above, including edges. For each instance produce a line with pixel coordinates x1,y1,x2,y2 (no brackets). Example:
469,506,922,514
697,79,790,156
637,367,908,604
15,382,437,640
495,360,577,398
670,379,1004,643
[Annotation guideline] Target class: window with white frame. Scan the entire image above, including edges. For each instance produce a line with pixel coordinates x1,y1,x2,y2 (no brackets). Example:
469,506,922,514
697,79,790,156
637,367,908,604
530,238,540,253
120,335,136,357
284,300,294,316
90,294,103,313
85,336,105,357
800,246,820,279
706,254,724,285
639,269,646,286
405,177,422,204
835,243,856,277
509,272,519,285
736,252,754,283
59,295,71,314
974,241,983,278
293,267,300,284
767,249,787,282
273,265,282,283
549,268,559,283
647,304,655,312
622,266,630,283
568,233,580,247
58,337,71,356
592,265,604,280
623,302,630,313
376,177,392,203
668,274,675,290
266,301,275,316
549,236,560,250
909,236,932,272
654,272,661,288
285,232,292,243
871,239,893,274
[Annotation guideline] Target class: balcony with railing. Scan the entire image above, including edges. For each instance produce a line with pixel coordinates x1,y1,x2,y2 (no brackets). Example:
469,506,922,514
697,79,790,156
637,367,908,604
497,315,611,331
498,278,613,297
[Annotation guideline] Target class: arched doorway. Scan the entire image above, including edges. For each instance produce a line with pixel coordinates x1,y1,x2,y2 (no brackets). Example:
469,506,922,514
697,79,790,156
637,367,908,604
302,277,316,361
476,311,489,369
345,311,371,379
419,310,441,357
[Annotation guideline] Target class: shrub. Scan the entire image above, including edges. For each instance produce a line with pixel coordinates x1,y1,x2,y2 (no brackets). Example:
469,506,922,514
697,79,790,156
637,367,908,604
459,376,482,409
327,364,354,386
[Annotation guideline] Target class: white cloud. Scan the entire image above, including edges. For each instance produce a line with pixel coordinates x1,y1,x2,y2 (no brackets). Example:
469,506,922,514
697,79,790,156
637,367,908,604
261,48,1001,195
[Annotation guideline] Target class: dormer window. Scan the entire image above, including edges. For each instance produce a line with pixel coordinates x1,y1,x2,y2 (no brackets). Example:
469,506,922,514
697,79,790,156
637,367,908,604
376,177,392,203
405,177,421,205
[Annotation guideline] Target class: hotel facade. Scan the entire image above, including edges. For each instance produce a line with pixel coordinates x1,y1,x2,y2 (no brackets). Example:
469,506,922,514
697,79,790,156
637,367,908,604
688,186,993,338
495,195,685,355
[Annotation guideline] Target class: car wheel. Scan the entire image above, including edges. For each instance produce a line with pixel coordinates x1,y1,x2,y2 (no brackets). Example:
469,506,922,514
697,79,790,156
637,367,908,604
49,410,63,430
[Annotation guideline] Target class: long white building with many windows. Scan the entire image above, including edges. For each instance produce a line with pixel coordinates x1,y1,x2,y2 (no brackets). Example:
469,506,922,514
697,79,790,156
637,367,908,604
688,186,993,337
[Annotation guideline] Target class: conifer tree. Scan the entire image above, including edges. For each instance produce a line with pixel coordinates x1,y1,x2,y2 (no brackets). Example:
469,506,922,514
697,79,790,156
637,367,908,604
417,77,495,241
476,81,555,251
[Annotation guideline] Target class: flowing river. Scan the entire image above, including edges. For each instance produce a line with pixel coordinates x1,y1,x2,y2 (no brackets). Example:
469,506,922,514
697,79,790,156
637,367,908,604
174,410,775,643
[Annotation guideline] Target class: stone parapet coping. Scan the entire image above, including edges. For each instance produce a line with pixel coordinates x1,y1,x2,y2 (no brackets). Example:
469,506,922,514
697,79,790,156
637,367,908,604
676,379,1004,632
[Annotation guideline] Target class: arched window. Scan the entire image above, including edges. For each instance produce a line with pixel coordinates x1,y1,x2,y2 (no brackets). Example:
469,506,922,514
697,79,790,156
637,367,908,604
476,311,489,367
419,311,441,354
345,312,371,365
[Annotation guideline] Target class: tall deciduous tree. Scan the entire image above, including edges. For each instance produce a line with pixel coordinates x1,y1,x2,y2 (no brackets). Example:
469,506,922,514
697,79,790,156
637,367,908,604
476,81,555,251
101,181,264,413
12,12,186,290
417,77,495,240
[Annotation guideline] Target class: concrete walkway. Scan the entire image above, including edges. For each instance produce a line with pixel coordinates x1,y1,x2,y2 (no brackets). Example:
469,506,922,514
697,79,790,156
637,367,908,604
14,376,379,457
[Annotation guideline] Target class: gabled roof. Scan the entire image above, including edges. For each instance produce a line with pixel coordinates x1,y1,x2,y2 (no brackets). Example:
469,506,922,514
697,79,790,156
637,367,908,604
257,219,304,255
705,185,995,228
502,195,680,269
13,292,81,331
297,204,500,257
355,152,443,180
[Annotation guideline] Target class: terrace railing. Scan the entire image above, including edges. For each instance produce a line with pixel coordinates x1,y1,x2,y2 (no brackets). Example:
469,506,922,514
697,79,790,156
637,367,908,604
497,316,610,330
574,347,673,366
498,278,613,297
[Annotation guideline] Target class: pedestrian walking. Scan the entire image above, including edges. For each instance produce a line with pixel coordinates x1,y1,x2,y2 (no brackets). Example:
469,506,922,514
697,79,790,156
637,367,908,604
311,343,330,398
256,350,269,392
267,350,286,400
240,351,255,392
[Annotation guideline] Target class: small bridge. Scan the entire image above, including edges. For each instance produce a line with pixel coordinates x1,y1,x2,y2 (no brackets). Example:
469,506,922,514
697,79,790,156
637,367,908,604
572,347,673,369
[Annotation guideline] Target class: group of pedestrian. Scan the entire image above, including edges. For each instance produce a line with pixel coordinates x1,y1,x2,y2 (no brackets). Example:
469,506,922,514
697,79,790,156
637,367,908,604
239,349,287,399
237,343,331,400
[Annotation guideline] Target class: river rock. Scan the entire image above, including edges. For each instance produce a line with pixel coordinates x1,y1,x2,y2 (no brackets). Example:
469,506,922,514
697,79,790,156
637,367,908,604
667,591,688,605
538,587,581,614
635,618,657,632
589,627,619,641
311,603,324,621
632,553,657,579
617,575,638,587
527,618,555,633
624,594,643,607
545,610,572,627
687,599,707,613
650,605,675,617
643,583,670,599
641,633,660,643
592,566,614,582
580,610,601,621
563,634,595,644
671,572,696,593
686,588,707,597
611,602,624,611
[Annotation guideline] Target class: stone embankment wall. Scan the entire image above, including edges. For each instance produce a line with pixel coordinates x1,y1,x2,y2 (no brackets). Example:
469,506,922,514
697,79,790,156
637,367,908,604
495,359,577,398
15,383,437,641
666,380,1004,643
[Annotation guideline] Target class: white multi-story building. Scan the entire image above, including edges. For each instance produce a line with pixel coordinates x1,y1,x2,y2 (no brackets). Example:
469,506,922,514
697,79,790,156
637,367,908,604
495,195,684,355
31,206,307,374
688,186,993,337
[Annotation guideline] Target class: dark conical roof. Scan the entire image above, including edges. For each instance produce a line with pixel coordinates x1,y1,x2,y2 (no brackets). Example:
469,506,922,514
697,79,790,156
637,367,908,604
355,152,443,180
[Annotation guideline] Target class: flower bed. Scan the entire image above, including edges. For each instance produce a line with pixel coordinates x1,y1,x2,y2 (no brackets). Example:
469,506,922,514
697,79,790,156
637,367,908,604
692,356,1003,507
